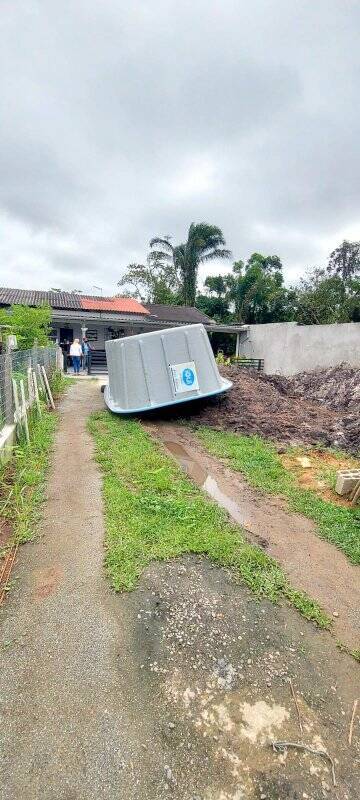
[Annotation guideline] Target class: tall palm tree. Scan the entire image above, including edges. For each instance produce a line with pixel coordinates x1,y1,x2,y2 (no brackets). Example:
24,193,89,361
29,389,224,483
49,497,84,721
150,223,231,307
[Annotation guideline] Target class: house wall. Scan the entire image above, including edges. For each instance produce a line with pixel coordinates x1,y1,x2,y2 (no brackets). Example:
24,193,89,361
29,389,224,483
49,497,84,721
239,321,360,375
51,321,131,349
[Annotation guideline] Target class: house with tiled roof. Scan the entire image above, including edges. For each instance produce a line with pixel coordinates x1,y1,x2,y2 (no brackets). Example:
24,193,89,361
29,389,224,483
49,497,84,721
0,287,247,371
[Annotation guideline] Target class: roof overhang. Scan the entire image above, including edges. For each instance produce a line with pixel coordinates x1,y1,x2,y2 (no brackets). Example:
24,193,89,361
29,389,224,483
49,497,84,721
51,308,152,324
51,308,249,334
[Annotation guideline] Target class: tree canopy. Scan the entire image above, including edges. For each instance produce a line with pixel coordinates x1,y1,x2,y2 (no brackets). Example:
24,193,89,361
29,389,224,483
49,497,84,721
119,222,231,307
0,304,51,350
119,232,360,325
195,240,360,325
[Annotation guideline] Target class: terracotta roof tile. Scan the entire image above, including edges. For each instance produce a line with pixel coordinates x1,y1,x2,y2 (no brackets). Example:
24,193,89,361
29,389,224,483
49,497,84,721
80,297,150,314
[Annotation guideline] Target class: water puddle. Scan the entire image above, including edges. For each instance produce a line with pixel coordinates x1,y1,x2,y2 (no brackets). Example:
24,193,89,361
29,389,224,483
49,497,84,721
163,440,248,527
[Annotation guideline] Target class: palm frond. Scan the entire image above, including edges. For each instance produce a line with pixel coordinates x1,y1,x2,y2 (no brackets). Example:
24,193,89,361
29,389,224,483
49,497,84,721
149,237,174,253
200,248,232,263
148,250,173,263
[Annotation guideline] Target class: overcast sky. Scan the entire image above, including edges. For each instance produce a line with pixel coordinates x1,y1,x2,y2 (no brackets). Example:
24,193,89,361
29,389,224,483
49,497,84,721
1,1,360,295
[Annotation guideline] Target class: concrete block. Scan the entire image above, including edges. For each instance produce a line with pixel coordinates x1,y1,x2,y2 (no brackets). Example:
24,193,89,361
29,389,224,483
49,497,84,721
335,469,360,496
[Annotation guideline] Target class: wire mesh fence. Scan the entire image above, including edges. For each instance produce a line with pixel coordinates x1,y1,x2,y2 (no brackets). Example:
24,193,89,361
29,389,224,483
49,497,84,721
0,345,58,429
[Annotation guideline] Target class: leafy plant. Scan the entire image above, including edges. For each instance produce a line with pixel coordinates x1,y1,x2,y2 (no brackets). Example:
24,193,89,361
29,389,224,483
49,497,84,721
0,304,51,350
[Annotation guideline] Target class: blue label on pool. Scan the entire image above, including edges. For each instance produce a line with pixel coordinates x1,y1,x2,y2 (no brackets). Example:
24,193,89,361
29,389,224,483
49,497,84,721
182,368,195,386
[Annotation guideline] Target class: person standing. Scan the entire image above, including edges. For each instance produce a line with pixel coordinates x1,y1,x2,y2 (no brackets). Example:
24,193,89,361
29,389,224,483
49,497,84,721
82,337,92,372
70,338,82,374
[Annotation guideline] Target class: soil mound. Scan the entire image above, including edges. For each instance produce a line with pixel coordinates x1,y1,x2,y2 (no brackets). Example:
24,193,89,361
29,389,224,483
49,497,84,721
188,365,359,454
287,364,360,410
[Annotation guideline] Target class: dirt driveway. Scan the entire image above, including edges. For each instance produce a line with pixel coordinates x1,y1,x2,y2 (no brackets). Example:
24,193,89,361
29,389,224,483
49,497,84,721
0,382,359,799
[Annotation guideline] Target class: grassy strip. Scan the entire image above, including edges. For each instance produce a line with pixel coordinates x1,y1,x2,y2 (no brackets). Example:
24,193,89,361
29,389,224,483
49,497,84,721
0,411,57,546
88,412,330,628
196,428,360,565
0,370,71,548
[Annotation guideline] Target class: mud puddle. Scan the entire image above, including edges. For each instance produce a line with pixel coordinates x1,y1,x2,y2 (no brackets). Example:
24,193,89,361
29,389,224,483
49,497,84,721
147,423,360,651
163,440,249,529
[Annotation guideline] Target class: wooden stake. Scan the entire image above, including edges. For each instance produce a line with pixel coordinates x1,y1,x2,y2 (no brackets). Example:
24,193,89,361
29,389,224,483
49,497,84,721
37,364,47,400
19,379,30,444
350,480,360,507
12,378,21,428
32,370,42,417
27,365,34,407
12,378,30,444
41,366,55,410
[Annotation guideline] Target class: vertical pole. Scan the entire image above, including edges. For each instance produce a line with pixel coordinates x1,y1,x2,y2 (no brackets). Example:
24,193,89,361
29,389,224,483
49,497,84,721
19,380,30,444
4,351,13,424
32,338,38,373
56,345,63,372
32,370,42,417
41,366,55,410
235,333,240,357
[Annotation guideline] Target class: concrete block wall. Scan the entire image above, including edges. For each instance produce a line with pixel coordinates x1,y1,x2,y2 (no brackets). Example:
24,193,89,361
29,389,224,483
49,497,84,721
239,321,360,375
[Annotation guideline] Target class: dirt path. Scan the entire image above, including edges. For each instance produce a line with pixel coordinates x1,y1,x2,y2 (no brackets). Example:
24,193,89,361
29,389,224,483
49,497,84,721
1,383,359,799
0,382,167,799
150,423,360,651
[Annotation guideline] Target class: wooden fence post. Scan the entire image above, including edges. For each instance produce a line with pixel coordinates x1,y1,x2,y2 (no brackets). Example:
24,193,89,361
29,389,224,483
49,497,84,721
4,353,13,424
41,366,55,410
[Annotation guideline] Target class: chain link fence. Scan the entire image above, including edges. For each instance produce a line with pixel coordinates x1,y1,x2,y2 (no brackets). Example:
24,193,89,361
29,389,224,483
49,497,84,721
0,345,59,429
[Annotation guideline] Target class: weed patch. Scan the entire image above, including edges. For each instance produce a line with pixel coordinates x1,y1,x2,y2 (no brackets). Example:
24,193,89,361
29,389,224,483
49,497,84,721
0,411,57,545
89,412,330,628
0,371,71,548
196,429,360,565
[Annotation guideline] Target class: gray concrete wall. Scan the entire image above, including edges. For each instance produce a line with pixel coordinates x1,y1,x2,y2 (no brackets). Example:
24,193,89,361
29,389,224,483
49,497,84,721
239,321,360,375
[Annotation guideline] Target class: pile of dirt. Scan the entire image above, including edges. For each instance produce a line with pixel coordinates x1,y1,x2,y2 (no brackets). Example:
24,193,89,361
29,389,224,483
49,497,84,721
184,365,360,453
287,364,360,410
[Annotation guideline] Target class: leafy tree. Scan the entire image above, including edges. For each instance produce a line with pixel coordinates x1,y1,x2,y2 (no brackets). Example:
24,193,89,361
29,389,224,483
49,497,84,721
150,223,231,306
0,304,51,350
346,278,360,321
246,253,283,273
224,253,294,323
196,294,231,322
327,240,360,281
117,250,181,304
196,272,231,322
294,268,360,324
204,275,227,298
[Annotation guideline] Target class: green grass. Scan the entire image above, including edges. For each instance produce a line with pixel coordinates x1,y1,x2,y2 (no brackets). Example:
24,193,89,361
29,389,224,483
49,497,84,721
0,410,57,546
0,370,72,549
88,412,330,628
50,370,75,396
196,428,360,565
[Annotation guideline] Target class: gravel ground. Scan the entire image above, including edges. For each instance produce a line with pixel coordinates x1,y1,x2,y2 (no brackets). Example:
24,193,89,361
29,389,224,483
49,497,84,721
0,382,359,799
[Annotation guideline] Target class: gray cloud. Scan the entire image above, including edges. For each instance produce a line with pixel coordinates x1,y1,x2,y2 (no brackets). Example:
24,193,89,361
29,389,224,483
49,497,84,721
1,0,360,293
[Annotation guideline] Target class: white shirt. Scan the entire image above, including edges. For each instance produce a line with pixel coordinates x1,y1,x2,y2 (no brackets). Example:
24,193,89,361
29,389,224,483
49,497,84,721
70,342,82,357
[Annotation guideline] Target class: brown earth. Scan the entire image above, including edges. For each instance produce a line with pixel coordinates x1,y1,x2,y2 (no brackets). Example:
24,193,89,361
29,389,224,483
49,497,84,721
174,365,360,454
149,422,360,651
1,381,359,800
279,449,360,507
